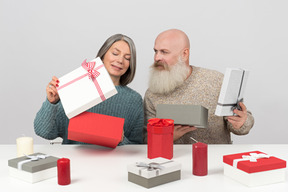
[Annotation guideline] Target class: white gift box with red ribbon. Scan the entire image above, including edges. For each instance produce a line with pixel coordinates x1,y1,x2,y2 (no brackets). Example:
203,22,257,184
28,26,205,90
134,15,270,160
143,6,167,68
57,57,117,119
223,151,286,187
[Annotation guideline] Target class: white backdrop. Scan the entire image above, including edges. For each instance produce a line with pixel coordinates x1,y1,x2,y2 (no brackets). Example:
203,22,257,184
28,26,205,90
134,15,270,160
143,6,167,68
1,0,287,144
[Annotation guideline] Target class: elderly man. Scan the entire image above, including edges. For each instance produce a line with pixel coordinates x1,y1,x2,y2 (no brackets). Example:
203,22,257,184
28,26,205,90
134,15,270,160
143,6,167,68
143,29,254,144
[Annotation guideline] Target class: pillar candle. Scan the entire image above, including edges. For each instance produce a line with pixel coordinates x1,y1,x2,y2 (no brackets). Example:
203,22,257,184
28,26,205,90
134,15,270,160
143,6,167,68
57,158,71,185
16,137,33,157
192,142,207,176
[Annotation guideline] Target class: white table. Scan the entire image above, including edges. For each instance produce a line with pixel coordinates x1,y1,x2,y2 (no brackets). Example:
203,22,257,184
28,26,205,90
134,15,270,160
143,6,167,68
1,144,287,192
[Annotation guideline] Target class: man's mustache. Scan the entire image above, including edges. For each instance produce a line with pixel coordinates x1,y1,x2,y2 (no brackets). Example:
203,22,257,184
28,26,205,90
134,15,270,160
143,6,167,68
153,62,169,70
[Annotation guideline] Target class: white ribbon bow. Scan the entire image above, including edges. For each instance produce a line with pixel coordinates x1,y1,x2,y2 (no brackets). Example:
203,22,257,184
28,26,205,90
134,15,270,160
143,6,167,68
136,161,174,176
17,154,49,170
233,153,270,168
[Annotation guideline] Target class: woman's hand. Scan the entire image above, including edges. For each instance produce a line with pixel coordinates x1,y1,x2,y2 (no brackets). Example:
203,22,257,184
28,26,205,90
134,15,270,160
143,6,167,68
46,76,60,104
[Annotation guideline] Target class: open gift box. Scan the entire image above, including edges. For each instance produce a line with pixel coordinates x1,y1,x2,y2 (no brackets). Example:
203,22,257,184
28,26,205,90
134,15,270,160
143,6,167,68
127,157,181,188
8,153,59,183
156,104,208,128
223,151,286,187
57,57,117,119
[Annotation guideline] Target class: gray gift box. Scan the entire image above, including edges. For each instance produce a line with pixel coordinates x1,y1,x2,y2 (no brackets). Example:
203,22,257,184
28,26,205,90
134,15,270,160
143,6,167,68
8,153,59,183
128,158,181,188
156,104,208,128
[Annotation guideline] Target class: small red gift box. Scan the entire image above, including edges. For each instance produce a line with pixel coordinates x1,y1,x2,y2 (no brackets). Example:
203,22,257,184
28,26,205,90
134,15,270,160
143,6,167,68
223,151,286,187
147,118,174,159
68,111,124,148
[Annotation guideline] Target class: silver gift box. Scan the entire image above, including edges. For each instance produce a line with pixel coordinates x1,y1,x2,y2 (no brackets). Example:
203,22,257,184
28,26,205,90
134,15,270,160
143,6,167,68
156,104,208,128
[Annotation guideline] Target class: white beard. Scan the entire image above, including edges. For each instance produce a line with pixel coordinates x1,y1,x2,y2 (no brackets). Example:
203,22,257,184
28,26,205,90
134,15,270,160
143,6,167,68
148,58,190,94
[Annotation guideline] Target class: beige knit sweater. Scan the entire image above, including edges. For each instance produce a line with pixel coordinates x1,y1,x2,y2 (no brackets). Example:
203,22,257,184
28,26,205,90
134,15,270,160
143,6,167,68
143,66,254,144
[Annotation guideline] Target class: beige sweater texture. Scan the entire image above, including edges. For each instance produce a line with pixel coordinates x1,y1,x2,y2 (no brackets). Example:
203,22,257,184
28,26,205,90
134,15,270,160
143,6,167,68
143,66,254,144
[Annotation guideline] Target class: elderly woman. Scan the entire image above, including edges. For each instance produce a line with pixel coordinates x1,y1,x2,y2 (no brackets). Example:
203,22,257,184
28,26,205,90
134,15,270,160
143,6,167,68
34,34,143,145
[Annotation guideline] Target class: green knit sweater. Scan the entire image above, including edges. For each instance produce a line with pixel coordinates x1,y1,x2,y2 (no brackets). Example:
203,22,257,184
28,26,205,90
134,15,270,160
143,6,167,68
34,86,144,145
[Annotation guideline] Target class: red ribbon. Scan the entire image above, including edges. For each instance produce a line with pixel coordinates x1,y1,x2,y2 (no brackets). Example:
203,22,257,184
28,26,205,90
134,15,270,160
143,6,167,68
57,59,106,101
81,59,105,101
81,59,100,80
148,118,174,126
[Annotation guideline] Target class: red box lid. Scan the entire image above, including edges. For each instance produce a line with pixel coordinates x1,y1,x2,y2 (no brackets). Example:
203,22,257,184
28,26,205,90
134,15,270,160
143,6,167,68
223,151,286,173
68,111,124,148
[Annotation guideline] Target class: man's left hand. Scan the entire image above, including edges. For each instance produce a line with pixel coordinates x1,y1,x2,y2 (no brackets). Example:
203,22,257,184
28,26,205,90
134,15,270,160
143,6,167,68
226,102,248,129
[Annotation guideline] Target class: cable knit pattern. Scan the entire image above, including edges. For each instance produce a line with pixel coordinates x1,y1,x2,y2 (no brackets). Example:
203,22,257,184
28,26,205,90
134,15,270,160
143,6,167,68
143,66,254,144
34,86,144,145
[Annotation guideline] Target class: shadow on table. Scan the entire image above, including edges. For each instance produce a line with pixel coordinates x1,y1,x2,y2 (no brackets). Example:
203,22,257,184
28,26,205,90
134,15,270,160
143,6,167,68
74,144,144,156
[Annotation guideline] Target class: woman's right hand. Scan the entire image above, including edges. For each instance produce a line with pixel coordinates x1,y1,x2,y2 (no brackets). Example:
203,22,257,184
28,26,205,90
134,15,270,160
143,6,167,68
46,76,60,104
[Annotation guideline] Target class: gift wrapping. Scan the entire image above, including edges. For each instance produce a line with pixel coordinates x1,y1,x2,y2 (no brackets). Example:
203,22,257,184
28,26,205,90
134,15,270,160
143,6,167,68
156,104,208,128
147,118,174,159
215,68,249,116
223,151,286,187
8,153,59,183
127,157,181,188
68,111,124,148
57,57,117,119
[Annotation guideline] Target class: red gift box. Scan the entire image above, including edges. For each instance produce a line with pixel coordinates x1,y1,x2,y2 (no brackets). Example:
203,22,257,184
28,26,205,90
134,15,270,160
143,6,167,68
147,118,174,159
68,111,124,148
223,151,286,173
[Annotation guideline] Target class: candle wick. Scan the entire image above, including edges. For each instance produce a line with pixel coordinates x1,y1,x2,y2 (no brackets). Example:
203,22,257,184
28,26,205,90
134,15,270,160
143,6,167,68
190,137,198,143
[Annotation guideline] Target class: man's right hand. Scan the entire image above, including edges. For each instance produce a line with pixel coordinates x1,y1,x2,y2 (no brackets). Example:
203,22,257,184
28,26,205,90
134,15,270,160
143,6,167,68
46,76,60,104
173,125,197,141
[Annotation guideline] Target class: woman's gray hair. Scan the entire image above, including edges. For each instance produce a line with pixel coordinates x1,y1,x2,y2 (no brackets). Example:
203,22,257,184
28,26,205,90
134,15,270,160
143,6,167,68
96,34,136,86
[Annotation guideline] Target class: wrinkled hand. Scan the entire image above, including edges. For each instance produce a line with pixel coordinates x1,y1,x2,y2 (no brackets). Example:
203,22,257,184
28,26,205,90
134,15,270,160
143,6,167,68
226,102,248,129
46,76,60,104
173,125,197,141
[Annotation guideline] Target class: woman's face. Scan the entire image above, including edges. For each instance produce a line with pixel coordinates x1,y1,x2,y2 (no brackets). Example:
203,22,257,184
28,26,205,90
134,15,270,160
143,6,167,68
102,40,131,85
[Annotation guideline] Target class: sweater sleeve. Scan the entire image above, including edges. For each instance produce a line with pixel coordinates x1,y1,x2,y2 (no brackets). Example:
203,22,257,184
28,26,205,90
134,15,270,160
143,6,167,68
118,95,144,145
34,99,68,140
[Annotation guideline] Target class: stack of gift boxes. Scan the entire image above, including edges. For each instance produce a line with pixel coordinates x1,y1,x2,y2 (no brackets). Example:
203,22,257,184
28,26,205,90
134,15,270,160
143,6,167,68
8,62,287,188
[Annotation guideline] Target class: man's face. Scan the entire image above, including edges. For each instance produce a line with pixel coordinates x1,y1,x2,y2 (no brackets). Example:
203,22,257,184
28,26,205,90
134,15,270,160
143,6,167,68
153,36,181,71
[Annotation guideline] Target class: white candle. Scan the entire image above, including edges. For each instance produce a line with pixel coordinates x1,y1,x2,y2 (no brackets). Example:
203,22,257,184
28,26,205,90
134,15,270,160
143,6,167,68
16,137,33,157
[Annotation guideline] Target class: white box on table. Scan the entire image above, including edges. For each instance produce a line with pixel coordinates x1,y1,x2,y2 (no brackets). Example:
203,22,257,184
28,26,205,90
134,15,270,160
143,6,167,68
127,157,181,188
223,151,286,187
8,153,59,183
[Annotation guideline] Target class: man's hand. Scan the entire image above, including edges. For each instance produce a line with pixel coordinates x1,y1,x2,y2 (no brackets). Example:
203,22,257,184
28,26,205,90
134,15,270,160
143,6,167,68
226,102,248,129
174,125,197,141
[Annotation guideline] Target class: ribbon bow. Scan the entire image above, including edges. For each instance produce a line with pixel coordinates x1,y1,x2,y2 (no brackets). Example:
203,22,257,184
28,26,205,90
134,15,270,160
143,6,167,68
136,162,164,176
17,154,49,170
148,118,174,126
136,162,164,171
136,160,174,176
233,153,270,168
81,59,100,80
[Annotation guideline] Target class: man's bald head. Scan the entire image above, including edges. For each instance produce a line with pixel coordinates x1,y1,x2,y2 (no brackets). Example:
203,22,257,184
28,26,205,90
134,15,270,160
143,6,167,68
154,29,190,67
156,29,190,51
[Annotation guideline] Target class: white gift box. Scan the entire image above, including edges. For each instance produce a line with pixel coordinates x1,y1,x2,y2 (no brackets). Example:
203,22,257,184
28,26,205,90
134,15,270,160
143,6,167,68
8,153,59,183
215,68,249,116
57,57,117,119
127,157,181,188
223,151,286,187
